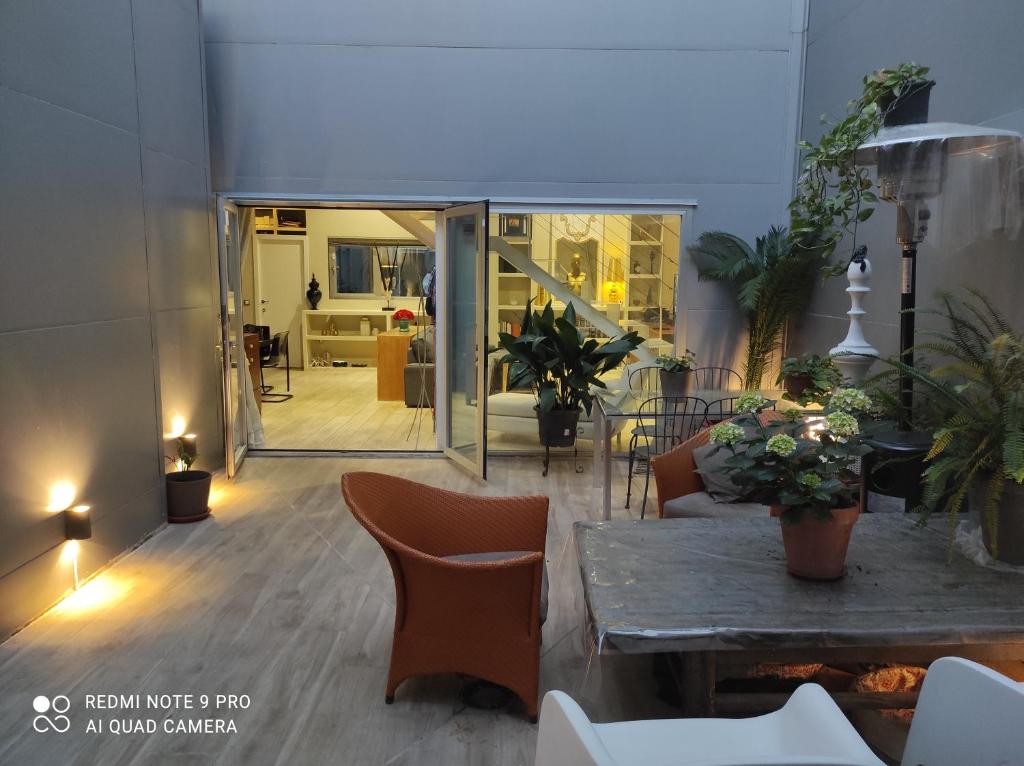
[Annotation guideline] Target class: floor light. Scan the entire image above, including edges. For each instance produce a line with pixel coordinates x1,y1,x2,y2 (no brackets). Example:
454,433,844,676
64,505,91,590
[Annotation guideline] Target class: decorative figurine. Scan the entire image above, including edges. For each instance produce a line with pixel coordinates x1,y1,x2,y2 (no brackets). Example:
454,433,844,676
306,274,322,309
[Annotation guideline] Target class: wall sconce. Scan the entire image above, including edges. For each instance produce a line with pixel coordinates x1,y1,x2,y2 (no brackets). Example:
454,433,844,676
64,505,92,540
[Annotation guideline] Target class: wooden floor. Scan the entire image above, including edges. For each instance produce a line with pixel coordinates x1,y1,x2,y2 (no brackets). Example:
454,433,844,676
0,456,672,766
258,367,543,453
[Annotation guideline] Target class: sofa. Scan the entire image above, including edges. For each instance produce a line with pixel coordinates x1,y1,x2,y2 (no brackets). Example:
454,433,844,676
650,412,781,519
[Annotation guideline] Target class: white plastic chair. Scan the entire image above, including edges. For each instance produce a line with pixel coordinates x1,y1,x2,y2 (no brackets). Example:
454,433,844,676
900,656,1024,766
535,657,1024,766
534,684,885,766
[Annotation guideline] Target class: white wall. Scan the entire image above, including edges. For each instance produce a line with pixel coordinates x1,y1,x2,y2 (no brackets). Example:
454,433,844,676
202,0,810,369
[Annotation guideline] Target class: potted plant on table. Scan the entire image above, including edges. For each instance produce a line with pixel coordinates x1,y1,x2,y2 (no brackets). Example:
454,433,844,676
165,434,212,523
655,350,697,397
498,299,643,448
708,389,873,580
392,308,415,333
872,291,1024,564
778,353,843,406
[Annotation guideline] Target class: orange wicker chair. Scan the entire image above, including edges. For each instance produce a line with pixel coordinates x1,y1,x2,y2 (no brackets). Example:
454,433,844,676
341,471,549,721
650,411,783,519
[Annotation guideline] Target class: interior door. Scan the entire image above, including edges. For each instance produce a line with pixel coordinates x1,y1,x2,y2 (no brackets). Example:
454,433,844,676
217,198,248,476
442,201,489,478
255,236,305,366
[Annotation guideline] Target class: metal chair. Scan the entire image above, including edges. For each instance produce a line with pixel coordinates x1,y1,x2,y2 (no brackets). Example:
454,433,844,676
691,366,742,391
622,366,662,508
260,331,293,402
703,396,738,427
629,396,707,518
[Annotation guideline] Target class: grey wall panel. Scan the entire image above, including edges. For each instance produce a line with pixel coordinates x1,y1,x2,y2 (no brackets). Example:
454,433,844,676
206,44,791,193
132,0,207,164
143,149,215,312
154,306,223,472
203,0,795,50
0,88,150,333
793,0,1024,360
0,318,162,581
0,0,139,132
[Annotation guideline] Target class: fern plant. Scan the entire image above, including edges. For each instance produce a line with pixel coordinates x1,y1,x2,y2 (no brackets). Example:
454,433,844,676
689,227,818,388
870,290,1024,554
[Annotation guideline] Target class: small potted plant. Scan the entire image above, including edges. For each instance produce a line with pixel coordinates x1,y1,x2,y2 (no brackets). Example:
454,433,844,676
655,350,696,397
392,308,415,333
708,389,873,579
499,300,642,448
777,353,843,406
165,434,212,523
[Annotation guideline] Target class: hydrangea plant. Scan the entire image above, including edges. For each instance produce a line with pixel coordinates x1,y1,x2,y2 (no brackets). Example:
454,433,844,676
708,389,874,523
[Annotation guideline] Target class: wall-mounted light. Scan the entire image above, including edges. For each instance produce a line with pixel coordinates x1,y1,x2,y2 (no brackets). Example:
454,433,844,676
64,504,92,540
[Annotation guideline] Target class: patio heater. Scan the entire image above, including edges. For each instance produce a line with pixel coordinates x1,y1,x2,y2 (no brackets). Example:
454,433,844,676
853,84,1023,508
374,244,404,311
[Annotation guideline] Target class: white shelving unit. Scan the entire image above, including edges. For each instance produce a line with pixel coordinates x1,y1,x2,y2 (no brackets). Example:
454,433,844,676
302,309,421,369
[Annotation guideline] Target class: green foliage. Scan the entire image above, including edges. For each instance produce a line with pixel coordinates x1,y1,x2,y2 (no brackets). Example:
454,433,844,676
655,350,696,372
498,299,643,415
690,227,818,388
790,62,931,272
705,393,872,521
871,290,1024,555
778,353,843,406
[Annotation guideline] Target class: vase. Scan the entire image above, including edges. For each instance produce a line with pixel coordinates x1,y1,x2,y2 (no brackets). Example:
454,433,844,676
771,504,860,580
166,470,212,523
659,369,691,398
306,274,322,309
398,319,410,333
970,479,1024,565
535,407,580,448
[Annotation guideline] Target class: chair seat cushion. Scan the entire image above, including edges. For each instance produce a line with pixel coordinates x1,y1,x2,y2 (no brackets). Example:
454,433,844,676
662,491,769,519
442,551,548,624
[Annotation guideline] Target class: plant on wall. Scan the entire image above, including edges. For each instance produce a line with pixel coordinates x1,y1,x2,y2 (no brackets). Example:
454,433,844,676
689,63,931,387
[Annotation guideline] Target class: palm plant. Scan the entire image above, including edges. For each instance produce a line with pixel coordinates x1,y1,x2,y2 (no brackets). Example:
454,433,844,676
871,290,1024,554
689,227,819,388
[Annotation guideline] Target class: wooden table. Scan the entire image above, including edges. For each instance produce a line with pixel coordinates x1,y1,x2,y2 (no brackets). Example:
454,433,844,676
376,329,413,401
575,515,1024,715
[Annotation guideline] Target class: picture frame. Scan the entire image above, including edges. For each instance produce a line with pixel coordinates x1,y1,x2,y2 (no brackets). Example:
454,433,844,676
499,214,530,238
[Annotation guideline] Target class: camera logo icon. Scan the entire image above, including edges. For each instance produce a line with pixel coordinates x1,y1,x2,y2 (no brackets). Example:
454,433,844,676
32,695,71,733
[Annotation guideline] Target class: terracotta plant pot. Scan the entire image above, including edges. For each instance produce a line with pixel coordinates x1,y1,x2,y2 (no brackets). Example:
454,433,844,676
784,373,813,400
771,504,860,580
535,407,580,448
166,470,212,523
659,369,691,398
970,479,1024,565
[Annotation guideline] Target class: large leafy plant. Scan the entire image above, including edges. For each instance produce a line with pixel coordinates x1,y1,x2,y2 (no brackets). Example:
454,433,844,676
498,300,643,414
706,391,872,523
690,64,931,388
871,291,1024,552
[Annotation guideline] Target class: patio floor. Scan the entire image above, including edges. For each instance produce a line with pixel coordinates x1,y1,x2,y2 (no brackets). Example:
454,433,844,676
0,455,672,765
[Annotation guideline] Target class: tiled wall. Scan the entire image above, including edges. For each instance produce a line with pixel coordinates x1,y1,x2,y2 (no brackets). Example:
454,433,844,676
0,0,221,638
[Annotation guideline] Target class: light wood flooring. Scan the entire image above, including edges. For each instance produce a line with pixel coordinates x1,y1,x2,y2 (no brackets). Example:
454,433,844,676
258,367,543,453
0,456,671,766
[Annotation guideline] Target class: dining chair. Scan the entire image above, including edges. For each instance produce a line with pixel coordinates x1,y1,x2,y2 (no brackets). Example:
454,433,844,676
629,396,707,518
260,331,293,403
691,366,743,391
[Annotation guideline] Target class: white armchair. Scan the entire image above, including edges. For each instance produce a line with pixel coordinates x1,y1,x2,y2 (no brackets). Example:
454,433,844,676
535,657,1024,766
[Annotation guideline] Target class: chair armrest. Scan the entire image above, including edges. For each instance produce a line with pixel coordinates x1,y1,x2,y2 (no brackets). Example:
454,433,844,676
650,429,710,518
535,691,615,766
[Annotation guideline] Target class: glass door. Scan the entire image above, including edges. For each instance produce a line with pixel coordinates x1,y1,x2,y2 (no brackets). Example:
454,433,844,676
217,198,248,476
443,201,489,478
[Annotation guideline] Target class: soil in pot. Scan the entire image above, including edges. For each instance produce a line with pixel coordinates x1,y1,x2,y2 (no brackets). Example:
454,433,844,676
784,373,813,401
166,470,212,523
659,369,691,398
536,407,580,448
970,480,1024,565
771,505,860,580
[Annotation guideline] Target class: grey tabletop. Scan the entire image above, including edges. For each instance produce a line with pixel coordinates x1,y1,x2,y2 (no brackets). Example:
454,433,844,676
575,515,1024,654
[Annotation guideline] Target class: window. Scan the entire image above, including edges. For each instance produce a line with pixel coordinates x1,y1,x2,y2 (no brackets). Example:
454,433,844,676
328,239,435,299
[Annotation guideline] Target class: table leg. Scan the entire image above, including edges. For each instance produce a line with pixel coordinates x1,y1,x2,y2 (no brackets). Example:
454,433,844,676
678,651,716,717
593,407,612,520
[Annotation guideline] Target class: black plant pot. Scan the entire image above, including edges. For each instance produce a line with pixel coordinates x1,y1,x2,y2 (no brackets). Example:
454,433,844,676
536,407,580,448
166,470,212,523
879,80,934,127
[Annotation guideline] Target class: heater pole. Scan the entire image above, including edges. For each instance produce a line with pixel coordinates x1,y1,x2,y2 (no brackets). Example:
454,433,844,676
898,242,917,430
